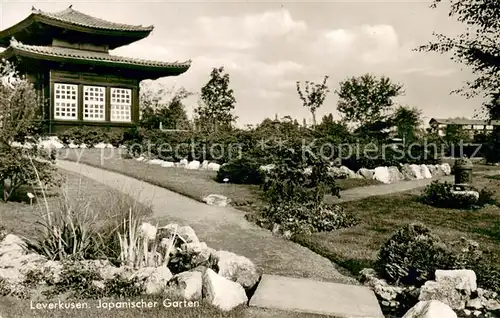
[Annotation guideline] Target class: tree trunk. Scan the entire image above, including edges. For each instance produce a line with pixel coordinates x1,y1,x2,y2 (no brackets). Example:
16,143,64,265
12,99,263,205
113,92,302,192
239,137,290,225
311,111,317,127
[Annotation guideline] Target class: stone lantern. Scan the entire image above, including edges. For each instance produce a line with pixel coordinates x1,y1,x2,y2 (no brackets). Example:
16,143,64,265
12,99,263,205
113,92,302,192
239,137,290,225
453,157,474,191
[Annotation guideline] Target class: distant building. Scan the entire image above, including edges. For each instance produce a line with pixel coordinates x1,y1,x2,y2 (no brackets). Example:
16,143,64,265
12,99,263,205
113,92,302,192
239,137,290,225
429,118,500,137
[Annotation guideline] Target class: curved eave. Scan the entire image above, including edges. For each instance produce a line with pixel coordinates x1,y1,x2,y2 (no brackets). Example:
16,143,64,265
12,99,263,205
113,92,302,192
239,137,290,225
0,14,153,48
1,47,191,80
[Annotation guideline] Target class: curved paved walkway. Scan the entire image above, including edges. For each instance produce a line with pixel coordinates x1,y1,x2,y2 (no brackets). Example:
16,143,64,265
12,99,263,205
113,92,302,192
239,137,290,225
329,170,500,203
56,160,357,286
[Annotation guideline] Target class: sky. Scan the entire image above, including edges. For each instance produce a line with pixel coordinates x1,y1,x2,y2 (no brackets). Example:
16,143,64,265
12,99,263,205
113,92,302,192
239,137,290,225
0,0,486,128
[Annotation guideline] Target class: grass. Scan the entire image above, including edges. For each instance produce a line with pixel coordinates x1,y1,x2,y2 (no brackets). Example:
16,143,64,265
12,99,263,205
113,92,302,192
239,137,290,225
59,148,381,210
293,174,500,277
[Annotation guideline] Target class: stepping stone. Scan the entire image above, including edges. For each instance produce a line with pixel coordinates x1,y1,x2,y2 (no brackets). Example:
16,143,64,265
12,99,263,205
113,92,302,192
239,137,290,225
249,275,384,318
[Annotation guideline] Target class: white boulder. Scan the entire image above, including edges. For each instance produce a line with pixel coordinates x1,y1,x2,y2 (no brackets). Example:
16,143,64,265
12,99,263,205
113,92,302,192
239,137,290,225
358,168,374,179
373,167,391,184
186,160,201,170
215,250,260,291
435,270,477,296
130,266,173,295
168,271,202,301
410,164,424,180
441,163,452,175
420,164,433,179
179,158,189,166
203,194,230,207
201,160,209,169
161,161,175,168
419,280,466,310
403,300,457,318
340,166,360,179
388,166,403,183
202,268,248,311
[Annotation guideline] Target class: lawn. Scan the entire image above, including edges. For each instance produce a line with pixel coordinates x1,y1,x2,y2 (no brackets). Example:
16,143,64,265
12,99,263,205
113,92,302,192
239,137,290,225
294,174,500,276
59,148,381,210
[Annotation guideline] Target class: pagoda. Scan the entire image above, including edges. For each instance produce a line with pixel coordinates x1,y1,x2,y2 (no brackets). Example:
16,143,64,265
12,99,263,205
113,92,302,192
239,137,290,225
0,5,191,133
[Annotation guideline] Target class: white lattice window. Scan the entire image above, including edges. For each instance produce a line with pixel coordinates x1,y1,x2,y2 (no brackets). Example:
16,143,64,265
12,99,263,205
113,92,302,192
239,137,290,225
110,88,132,122
83,86,106,121
54,83,78,120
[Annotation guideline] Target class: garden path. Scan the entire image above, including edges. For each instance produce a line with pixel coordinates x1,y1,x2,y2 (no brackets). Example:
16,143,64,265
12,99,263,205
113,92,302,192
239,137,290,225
56,160,358,286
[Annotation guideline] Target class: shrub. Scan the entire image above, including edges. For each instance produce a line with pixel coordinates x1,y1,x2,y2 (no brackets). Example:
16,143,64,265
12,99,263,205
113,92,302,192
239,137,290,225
263,202,357,235
420,181,496,209
263,142,340,206
215,157,264,184
376,223,455,286
0,60,56,202
57,127,125,148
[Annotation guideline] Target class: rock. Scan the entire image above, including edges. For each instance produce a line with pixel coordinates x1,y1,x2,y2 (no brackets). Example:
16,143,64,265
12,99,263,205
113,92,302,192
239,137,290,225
401,164,417,180
168,271,202,301
92,280,106,290
466,298,483,310
203,194,230,207
0,234,27,258
179,159,189,166
358,168,374,179
186,160,201,170
161,161,175,168
0,268,23,285
176,226,199,244
410,164,424,179
207,163,221,171
373,167,391,184
148,159,164,165
94,143,114,149
41,261,64,283
183,242,216,268
427,164,437,175
484,299,500,311
441,163,452,175
421,164,433,179
215,250,260,291
435,270,477,295
135,156,145,162
388,166,404,183
403,300,457,318
434,165,445,177
340,166,360,179
131,266,173,295
201,160,209,169
419,280,466,310
202,268,248,311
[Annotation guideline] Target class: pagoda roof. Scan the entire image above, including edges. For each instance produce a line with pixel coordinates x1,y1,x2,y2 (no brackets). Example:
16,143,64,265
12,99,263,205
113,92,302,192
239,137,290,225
0,6,154,49
0,40,191,80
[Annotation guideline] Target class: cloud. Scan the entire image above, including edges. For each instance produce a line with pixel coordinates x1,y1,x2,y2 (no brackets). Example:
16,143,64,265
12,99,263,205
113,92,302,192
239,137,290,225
174,9,307,50
316,24,414,65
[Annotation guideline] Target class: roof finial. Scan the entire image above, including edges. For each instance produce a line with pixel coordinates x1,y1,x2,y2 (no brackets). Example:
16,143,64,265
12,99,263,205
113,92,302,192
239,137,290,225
31,6,36,11
69,4,73,8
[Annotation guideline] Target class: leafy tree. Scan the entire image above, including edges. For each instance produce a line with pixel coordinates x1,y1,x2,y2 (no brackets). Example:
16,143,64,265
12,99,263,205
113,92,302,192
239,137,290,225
444,124,472,145
296,75,329,126
195,66,237,133
391,106,424,143
336,74,405,133
139,83,192,130
0,60,56,201
314,114,350,142
417,0,500,118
